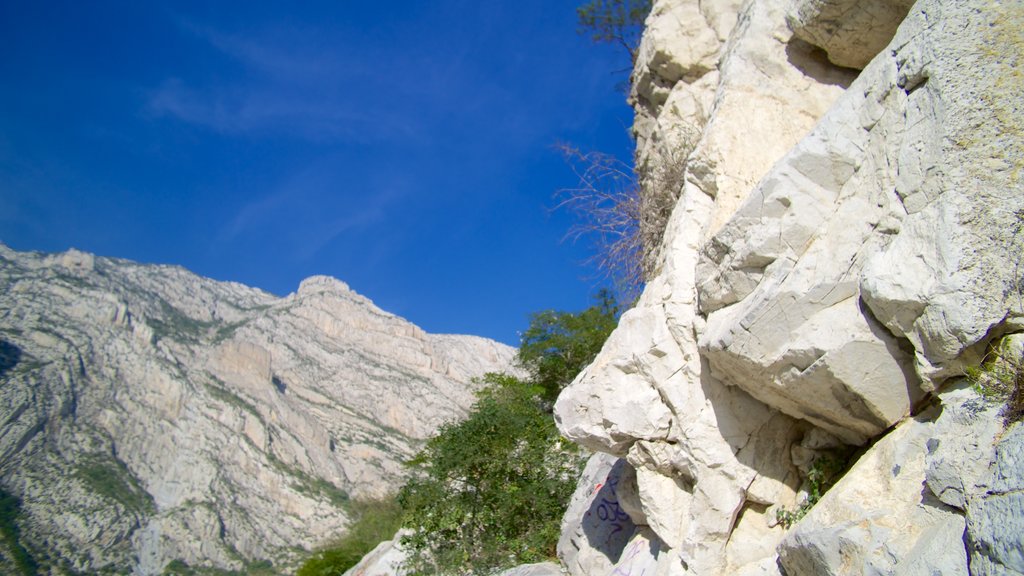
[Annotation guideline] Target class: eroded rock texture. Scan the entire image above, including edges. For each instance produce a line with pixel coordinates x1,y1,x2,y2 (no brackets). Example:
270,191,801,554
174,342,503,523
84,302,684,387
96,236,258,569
556,0,1023,574
0,245,515,575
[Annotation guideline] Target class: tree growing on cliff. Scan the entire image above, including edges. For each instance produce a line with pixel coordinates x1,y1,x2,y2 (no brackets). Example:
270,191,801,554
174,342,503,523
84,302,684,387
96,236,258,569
399,374,581,574
398,293,619,574
577,0,652,63
519,288,620,402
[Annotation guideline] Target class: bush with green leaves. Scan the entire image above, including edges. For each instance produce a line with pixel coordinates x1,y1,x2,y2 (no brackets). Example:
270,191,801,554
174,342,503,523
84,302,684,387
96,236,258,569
295,497,404,576
397,294,619,575
966,336,1024,426
519,289,619,402
399,374,584,575
775,455,848,529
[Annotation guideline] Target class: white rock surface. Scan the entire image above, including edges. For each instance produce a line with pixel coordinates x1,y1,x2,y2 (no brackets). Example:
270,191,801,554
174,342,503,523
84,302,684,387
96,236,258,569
557,0,861,573
556,0,1024,574
857,0,1024,382
699,0,1024,444
342,531,411,576
966,421,1024,575
558,452,639,576
787,0,915,69
494,562,565,576
777,386,975,575
779,383,1024,576
0,244,516,574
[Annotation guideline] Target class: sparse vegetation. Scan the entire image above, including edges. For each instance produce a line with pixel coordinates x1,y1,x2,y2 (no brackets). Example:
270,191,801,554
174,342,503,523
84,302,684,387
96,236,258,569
0,488,38,576
966,336,1024,426
212,320,248,344
557,135,696,301
264,452,350,508
634,139,697,280
74,455,155,515
162,558,276,576
147,301,218,344
576,0,652,63
204,379,261,418
557,146,644,301
776,455,847,529
295,497,404,576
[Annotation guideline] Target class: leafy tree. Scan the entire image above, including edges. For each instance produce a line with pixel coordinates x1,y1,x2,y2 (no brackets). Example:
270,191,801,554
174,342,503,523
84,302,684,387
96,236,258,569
397,294,620,574
519,289,620,402
398,374,583,575
577,0,653,63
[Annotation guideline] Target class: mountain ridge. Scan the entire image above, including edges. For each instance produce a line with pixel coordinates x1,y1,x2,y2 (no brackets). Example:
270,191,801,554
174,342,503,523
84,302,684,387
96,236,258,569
0,242,516,575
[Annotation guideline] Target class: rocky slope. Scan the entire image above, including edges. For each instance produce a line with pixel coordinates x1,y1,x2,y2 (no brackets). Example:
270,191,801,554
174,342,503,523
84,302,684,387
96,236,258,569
0,244,516,575
554,0,1023,575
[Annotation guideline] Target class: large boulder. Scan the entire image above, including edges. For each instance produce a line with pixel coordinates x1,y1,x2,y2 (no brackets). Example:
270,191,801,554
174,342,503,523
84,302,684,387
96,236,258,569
779,383,1024,576
558,453,640,576
557,0,867,573
698,0,1024,443
786,0,915,69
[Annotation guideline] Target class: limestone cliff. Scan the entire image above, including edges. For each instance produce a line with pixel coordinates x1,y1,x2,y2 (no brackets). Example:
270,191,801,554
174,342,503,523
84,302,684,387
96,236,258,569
555,0,1023,575
0,244,516,574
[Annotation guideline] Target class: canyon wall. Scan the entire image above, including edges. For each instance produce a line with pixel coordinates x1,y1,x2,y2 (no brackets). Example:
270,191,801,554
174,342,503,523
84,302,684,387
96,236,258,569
555,0,1024,574
0,245,516,574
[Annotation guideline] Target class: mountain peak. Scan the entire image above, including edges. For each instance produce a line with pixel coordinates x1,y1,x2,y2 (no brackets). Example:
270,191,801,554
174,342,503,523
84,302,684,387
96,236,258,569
296,274,352,296
0,244,517,574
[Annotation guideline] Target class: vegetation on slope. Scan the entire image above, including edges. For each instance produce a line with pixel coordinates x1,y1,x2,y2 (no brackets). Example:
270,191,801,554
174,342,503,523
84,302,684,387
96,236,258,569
967,336,1024,426
0,489,38,576
398,293,618,575
296,497,404,576
296,293,619,575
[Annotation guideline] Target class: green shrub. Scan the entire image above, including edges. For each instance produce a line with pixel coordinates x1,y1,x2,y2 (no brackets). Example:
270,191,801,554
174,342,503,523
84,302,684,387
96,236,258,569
74,455,155,515
296,497,404,576
398,375,585,575
776,455,847,529
0,489,37,576
393,294,616,574
966,336,1024,425
518,289,619,402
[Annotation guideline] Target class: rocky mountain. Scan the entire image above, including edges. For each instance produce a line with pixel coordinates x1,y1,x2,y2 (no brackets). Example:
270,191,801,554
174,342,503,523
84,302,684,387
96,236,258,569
553,0,1024,575
0,244,517,575
336,0,1022,573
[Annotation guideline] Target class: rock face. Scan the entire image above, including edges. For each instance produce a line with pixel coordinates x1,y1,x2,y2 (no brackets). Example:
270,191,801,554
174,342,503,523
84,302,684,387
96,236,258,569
786,0,915,69
0,244,516,575
555,0,1024,574
343,531,411,576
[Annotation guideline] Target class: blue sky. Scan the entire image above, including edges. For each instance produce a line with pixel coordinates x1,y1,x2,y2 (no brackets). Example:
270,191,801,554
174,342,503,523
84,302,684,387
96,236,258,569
0,1,635,346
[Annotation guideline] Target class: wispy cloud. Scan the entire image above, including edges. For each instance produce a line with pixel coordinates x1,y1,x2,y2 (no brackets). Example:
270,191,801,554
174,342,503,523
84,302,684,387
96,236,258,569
146,77,421,143
145,17,430,144
213,158,404,262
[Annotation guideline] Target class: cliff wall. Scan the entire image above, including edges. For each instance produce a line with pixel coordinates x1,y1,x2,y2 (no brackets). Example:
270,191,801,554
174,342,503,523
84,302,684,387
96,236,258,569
555,0,1024,574
0,245,516,574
